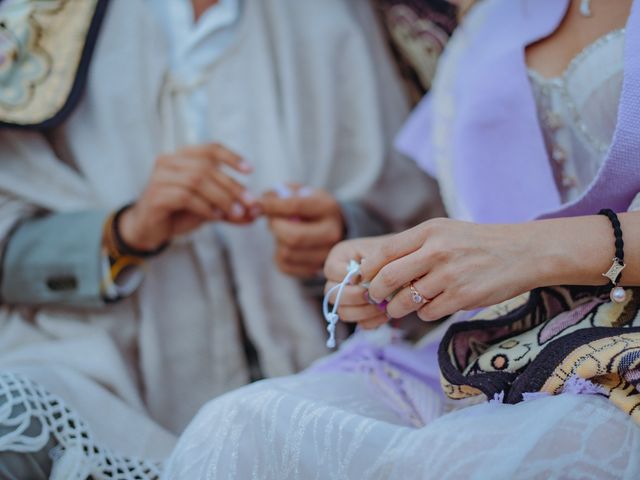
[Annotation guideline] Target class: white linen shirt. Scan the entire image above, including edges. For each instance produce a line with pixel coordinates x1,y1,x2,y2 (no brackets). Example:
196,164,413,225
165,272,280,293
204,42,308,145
148,0,241,144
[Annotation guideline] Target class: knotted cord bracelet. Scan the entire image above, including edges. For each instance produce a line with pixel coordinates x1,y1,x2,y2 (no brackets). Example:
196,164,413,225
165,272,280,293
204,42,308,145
598,208,627,303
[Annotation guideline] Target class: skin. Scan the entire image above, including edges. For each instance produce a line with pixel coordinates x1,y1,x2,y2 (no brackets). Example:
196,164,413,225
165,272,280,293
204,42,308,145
261,185,345,279
119,0,346,273
325,0,636,328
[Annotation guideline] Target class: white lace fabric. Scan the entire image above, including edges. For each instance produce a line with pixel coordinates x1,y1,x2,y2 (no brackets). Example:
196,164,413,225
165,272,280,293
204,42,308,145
528,29,625,202
0,372,162,480
165,372,640,479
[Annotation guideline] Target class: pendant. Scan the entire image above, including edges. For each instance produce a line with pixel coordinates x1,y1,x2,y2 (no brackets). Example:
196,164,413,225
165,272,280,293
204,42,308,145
580,0,592,17
610,286,627,303
602,258,626,285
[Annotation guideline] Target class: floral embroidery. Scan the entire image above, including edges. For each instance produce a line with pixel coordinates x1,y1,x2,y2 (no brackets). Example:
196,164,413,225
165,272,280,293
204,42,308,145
0,0,66,109
0,0,100,127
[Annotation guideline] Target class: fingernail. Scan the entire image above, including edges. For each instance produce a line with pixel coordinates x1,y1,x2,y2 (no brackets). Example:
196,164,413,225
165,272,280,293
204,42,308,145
368,294,382,304
239,161,253,172
242,191,256,204
231,202,245,218
275,184,292,198
376,300,389,312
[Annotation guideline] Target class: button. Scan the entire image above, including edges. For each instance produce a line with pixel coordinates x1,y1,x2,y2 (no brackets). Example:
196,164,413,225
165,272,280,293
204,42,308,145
46,276,78,291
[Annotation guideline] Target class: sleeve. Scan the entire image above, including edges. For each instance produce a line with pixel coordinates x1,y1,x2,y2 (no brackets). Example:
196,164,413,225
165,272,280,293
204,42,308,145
0,211,122,308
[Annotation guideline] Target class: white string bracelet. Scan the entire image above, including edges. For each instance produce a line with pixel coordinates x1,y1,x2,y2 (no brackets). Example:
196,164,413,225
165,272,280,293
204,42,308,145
322,260,361,349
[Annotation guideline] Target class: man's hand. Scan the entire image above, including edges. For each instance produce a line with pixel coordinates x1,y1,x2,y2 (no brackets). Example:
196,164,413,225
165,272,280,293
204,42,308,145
119,143,259,251
261,185,345,279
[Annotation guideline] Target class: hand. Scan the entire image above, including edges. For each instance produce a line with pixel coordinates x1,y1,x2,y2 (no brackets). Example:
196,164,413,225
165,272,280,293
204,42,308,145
323,236,393,330
261,185,345,279
362,218,542,322
119,143,259,251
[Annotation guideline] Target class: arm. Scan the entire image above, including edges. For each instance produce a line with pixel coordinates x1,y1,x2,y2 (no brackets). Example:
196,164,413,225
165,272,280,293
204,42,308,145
1,143,258,308
362,212,640,323
323,211,640,329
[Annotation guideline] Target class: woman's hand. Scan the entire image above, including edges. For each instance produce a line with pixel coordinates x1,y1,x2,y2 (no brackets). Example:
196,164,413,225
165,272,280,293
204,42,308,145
119,143,258,251
261,186,345,279
361,218,543,322
323,236,393,330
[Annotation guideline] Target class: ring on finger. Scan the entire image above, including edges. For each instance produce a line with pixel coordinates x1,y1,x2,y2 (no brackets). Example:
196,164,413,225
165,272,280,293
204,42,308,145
409,282,429,305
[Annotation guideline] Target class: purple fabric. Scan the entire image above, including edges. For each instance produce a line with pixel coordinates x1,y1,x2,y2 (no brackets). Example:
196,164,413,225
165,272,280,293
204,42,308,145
398,0,640,223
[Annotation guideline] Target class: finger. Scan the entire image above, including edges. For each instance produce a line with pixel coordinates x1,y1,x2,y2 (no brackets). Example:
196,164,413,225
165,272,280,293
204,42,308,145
359,224,426,283
367,248,432,305
261,190,335,219
162,151,252,206
157,163,243,218
324,254,364,283
385,275,444,319
358,315,390,330
210,169,256,207
275,245,330,268
157,185,219,221
269,217,343,249
337,304,385,322
181,143,253,173
323,284,369,306
417,291,456,322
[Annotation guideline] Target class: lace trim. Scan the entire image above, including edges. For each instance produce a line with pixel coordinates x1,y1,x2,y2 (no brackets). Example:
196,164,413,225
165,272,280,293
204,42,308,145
0,372,163,480
528,28,625,155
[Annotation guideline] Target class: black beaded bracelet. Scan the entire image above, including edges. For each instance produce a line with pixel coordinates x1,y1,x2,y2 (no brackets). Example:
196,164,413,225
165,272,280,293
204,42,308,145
112,204,169,258
598,208,627,303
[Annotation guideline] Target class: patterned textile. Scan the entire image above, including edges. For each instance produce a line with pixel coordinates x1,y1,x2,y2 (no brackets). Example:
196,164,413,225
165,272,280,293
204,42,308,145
439,285,640,423
371,0,456,104
0,0,108,129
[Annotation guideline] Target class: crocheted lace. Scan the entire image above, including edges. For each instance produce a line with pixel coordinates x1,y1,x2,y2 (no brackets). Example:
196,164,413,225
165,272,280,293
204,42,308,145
0,372,163,479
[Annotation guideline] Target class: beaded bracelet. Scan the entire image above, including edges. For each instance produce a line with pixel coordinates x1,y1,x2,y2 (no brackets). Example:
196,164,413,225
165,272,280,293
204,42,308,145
598,208,627,303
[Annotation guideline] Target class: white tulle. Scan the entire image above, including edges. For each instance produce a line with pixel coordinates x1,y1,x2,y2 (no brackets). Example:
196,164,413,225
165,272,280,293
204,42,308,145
166,372,640,479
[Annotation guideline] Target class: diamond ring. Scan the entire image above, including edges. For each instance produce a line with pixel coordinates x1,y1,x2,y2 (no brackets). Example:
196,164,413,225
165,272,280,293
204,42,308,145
409,283,428,304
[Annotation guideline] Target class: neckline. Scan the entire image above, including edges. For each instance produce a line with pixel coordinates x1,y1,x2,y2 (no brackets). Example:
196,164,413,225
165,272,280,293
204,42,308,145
528,27,625,84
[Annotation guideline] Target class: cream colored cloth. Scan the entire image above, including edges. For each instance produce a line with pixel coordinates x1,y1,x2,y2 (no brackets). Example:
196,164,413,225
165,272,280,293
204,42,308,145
0,0,437,466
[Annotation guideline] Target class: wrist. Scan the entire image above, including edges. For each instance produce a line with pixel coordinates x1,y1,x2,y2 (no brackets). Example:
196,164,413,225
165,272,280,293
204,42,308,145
517,221,571,289
117,205,169,254
525,217,613,288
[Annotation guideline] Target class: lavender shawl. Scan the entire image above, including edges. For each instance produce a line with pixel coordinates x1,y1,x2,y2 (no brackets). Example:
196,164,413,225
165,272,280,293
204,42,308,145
397,0,640,223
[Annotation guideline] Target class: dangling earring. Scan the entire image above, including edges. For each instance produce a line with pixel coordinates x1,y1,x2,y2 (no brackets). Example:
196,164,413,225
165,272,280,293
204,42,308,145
580,0,592,17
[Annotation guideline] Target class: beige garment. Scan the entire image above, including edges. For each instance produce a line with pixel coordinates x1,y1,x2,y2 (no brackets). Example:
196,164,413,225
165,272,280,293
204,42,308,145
0,0,438,470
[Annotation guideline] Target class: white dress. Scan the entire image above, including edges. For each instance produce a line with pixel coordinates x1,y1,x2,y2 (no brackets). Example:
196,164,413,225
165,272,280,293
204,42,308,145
164,28,640,480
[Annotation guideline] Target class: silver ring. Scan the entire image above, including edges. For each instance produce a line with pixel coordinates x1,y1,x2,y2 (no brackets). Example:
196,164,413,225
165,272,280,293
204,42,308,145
409,283,427,304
